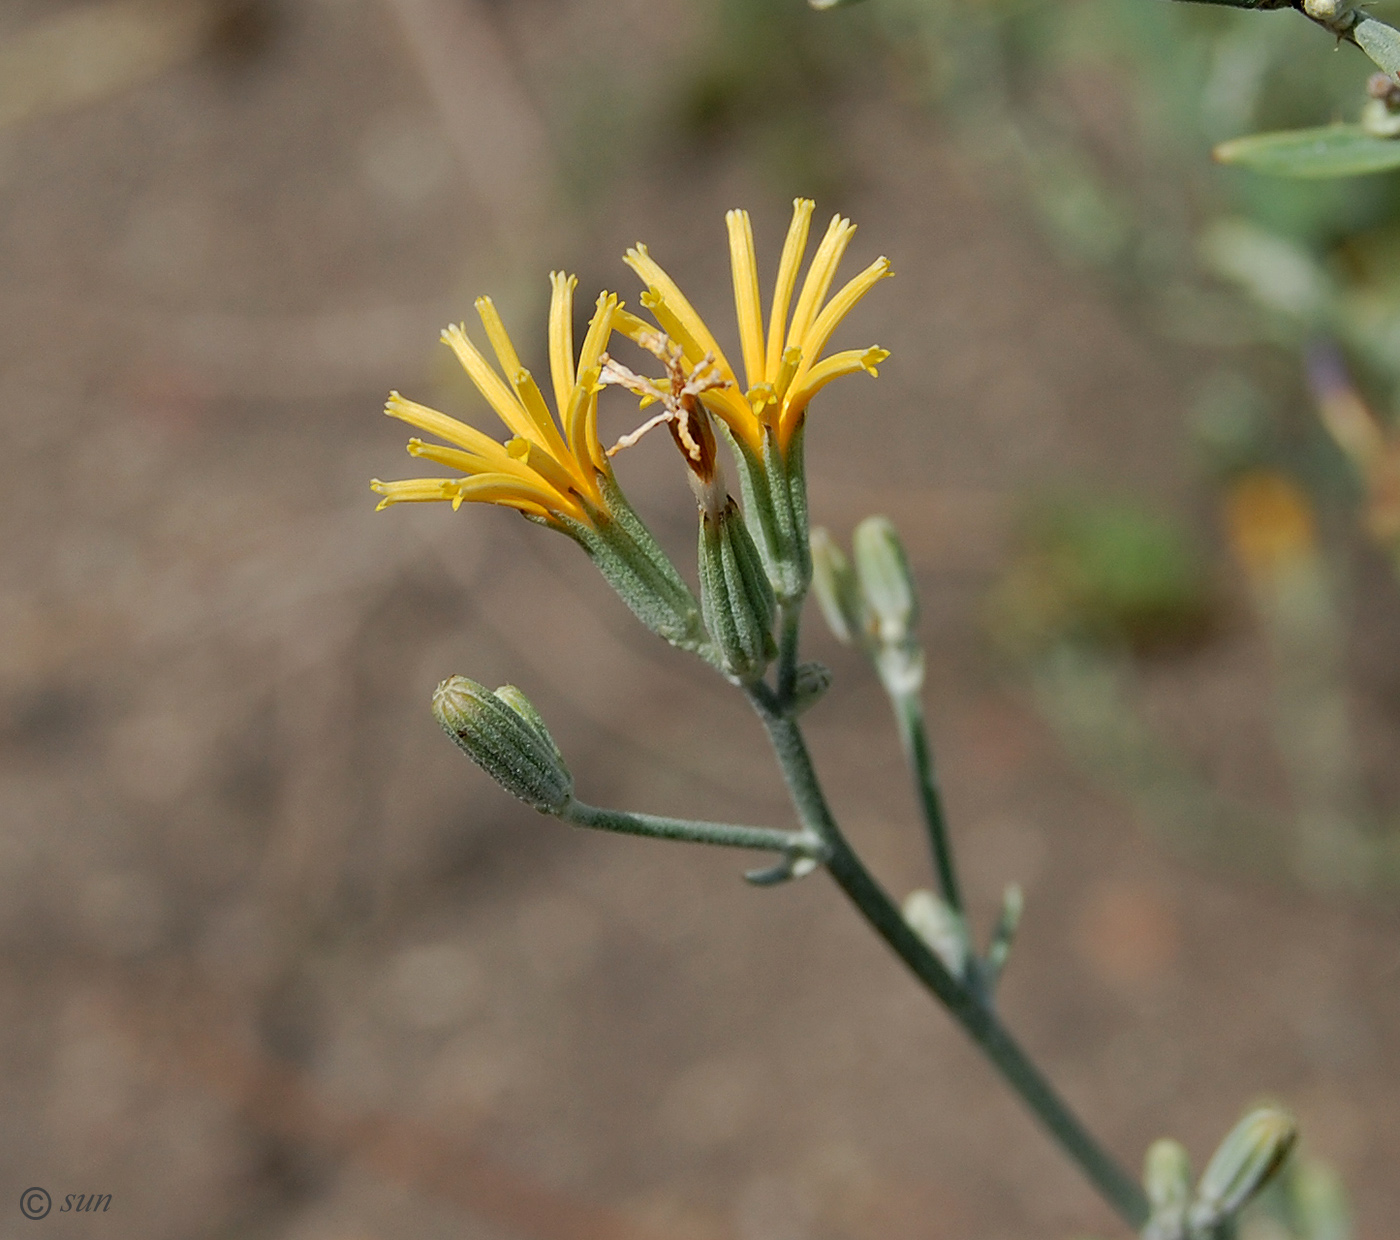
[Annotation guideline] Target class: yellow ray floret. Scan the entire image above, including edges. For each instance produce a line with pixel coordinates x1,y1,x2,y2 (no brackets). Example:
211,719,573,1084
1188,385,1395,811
372,277,618,525
617,200,892,455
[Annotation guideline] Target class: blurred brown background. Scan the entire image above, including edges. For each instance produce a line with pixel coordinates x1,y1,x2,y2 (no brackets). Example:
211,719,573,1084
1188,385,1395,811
2,0,1397,1237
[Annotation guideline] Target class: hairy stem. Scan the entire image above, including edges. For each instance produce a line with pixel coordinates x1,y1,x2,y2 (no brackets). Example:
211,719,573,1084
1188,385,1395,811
776,601,803,706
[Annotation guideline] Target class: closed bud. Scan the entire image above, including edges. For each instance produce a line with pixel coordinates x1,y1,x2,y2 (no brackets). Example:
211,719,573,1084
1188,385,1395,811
1303,0,1342,18
1361,97,1400,138
432,676,573,813
1142,1139,1192,1240
874,641,925,697
903,889,970,979
1190,1107,1297,1233
491,684,565,766
699,498,777,681
984,883,1024,989
1290,1159,1351,1240
853,516,918,646
810,527,864,645
791,661,833,715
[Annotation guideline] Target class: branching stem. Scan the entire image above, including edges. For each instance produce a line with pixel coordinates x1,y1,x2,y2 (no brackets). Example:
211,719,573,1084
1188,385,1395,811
743,685,1150,1232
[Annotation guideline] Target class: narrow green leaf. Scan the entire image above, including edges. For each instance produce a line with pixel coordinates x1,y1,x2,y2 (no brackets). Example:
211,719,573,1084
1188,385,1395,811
1214,124,1400,178
1354,17,1400,78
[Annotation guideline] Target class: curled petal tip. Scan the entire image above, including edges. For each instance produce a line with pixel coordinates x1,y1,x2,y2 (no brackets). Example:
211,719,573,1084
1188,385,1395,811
862,346,891,374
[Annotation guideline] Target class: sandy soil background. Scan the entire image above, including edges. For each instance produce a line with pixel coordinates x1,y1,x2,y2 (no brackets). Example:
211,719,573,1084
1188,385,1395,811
2,1,1397,1237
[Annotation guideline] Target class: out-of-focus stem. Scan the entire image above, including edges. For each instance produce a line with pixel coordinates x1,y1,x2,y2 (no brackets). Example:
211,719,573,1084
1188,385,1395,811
891,687,964,913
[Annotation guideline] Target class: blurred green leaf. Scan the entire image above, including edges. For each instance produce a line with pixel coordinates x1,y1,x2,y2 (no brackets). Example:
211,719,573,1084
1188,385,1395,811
986,494,1214,659
1200,219,1332,321
1215,124,1400,178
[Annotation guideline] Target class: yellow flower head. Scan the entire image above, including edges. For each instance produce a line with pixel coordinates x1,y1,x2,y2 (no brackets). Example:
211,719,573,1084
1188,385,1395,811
616,199,893,457
371,274,617,526
1225,470,1318,583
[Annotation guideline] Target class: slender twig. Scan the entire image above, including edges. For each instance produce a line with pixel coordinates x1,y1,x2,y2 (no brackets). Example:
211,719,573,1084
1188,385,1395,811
776,602,803,706
744,686,1151,1231
890,687,964,914
1158,0,1295,9
564,800,825,857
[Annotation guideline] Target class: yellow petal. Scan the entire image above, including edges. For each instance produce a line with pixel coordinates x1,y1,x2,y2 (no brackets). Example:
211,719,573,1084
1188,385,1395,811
765,198,814,383
772,346,802,405
548,272,578,417
385,392,514,467
612,306,657,344
786,213,856,356
632,287,755,444
639,288,713,371
370,476,459,509
475,296,523,378
506,435,586,510
564,363,600,470
440,324,538,446
780,345,888,448
568,294,618,483
697,390,764,454
584,385,608,472
453,473,569,519
726,209,765,391
512,366,572,467
406,437,547,489
791,256,893,392
745,382,777,424
405,438,492,474
625,245,732,373
577,291,618,376
563,377,611,486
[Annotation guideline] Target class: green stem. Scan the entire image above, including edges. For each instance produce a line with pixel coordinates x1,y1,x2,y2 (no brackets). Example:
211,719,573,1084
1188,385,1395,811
891,687,964,914
565,799,822,857
745,689,1150,1232
776,602,803,705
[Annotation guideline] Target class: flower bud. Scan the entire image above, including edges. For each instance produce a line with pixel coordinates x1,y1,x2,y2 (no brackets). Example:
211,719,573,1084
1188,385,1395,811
791,661,833,715
983,883,1024,989
1290,1158,1351,1240
1189,1107,1297,1232
492,684,565,765
903,889,970,979
1303,0,1345,20
432,676,573,813
810,527,863,645
698,498,777,681
1141,1139,1192,1240
853,516,918,646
